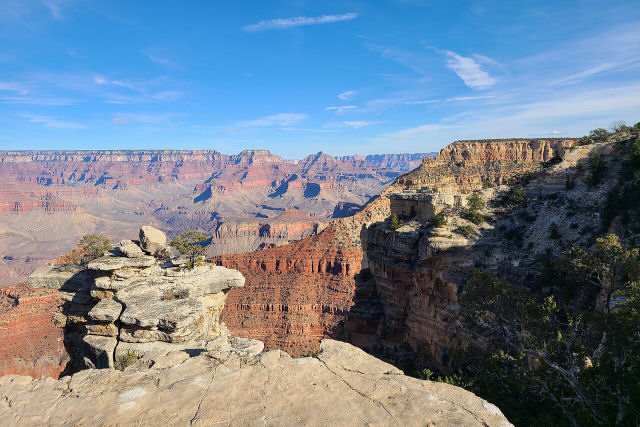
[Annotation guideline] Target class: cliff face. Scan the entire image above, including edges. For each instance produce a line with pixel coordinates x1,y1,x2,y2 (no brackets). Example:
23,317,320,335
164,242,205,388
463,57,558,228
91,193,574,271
0,284,67,378
218,138,579,362
399,138,575,192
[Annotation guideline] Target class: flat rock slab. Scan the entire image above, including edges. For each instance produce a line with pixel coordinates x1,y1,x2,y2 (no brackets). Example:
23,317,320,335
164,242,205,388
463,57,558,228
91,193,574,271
87,255,156,271
0,340,512,427
87,299,123,323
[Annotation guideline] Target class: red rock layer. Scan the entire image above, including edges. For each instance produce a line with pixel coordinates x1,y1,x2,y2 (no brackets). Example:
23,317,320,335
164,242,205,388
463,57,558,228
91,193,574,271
215,226,363,355
0,283,68,378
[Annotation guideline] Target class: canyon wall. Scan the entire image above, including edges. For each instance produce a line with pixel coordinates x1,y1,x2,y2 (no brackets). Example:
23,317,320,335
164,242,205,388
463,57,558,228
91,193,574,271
218,138,579,362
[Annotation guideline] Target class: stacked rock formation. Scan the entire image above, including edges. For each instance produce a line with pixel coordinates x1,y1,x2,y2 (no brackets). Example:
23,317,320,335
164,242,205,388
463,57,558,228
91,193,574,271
28,226,247,371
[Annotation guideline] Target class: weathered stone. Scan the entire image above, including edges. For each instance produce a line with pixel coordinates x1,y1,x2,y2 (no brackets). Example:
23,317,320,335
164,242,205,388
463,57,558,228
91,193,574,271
0,340,512,426
118,240,144,258
87,255,156,271
27,265,93,291
87,299,122,323
81,335,117,369
139,226,167,257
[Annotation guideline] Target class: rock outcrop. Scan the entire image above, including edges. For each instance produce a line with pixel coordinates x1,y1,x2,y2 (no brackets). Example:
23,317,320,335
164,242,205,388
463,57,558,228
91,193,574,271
218,138,579,362
0,339,512,426
27,226,245,372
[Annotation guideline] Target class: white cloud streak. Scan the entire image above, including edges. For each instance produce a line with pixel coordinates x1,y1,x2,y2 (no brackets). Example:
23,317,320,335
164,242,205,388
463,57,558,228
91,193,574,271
444,50,497,89
338,90,356,100
238,113,308,127
243,13,358,32
325,105,356,113
23,114,86,129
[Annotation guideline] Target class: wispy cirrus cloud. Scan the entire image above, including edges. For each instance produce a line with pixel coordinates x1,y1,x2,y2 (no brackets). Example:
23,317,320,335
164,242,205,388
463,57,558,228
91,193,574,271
111,113,179,125
338,90,356,100
325,105,356,113
142,49,182,70
243,12,358,32
444,50,497,90
238,112,308,127
22,114,86,129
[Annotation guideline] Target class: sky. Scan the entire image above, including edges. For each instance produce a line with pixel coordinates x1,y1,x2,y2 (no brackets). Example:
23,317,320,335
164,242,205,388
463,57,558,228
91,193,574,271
1,0,639,158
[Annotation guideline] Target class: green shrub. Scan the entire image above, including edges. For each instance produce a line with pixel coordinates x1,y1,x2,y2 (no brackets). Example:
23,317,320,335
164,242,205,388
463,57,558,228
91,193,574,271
432,214,447,228
465,210,484,225
389,213,403,230
77,234,111,264
453,225,475,237
169,230,210,269
541,153,562,168
467,194,485,212
504,187,527,207
115,350,138,371
584,151,606,187
482,181,494,189
589,127,610,142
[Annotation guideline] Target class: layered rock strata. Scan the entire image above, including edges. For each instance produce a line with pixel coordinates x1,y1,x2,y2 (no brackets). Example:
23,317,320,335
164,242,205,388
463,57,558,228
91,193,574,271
0,339,512,427
28,226,245,371
219,138,578,364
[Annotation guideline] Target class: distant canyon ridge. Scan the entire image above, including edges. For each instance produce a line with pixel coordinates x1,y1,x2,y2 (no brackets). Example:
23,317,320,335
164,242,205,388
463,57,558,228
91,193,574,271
0,149,431,285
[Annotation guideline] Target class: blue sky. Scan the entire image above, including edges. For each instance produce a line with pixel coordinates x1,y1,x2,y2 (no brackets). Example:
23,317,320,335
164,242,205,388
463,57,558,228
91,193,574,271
1,0,639,157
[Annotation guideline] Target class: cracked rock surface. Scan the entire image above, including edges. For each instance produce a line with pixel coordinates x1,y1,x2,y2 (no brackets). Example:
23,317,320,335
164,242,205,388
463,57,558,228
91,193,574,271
0,339,511,426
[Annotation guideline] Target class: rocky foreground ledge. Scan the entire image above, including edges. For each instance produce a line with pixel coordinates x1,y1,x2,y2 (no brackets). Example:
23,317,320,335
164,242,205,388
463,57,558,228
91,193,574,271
0,339,511,426
6,226,512,425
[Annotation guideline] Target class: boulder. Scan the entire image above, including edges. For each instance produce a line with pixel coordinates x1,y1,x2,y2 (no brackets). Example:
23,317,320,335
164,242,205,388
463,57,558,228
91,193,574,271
118,240,144,258
139,226,167,257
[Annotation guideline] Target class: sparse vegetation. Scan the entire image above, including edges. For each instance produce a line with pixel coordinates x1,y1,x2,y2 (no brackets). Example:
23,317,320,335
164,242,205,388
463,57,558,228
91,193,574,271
76,234,110,264
503,187,527,207
169,230,209,269
584,151,606,187
454,236,640,425
542,153,562,168
432,213,447,228
453,224,474,237
589,127,610,143
115,350,138,371
482,181,494,189
467,194,485,212
388,213,403,231
465,210,484,225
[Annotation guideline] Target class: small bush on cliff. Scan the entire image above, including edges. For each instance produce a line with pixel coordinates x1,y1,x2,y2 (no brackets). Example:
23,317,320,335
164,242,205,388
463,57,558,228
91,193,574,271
170,230,209,269
589,127,610,143
584,151,606,187
453,224,474,237
115,350,138,371
432,214,447,228
76,234,110,264
388,213,403,231
467,194,485,212
503,187,527,207
465,210,484,225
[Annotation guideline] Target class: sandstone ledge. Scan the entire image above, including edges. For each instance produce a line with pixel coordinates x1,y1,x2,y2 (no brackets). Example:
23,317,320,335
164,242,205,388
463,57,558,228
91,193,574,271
0,339,511,426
